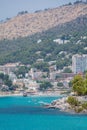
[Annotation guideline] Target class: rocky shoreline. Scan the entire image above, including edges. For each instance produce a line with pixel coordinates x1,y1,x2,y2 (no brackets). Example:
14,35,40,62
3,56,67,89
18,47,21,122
45,97,71,112
45,96,87,114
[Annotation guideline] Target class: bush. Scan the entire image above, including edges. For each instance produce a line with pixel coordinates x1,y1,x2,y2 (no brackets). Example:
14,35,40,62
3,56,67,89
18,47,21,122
39,81,53,91
63,68,72,73
72,75,86,96
82,102,87,110
75,107,83,113
67,96,79,106
57,82,63,87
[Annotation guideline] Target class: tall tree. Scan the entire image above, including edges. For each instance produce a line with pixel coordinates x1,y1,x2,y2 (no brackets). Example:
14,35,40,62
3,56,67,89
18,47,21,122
72,74,84,95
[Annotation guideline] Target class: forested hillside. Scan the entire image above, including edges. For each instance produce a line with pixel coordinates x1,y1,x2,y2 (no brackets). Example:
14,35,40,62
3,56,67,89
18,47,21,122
0,13,87,69
0,3,87,69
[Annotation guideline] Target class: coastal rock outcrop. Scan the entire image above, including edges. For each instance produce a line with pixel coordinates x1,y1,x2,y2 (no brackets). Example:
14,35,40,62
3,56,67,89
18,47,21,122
46,97,71,112
46,96,87,114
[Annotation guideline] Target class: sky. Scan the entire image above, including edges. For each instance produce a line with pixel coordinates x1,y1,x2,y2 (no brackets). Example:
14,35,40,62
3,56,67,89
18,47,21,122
0,0,77,21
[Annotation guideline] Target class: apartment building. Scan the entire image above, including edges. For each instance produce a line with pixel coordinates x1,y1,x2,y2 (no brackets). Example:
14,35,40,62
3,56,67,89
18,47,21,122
72,54,87,74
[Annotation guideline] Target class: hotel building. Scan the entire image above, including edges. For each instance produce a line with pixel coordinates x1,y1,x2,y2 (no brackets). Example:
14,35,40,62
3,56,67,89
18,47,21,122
72,54,87,74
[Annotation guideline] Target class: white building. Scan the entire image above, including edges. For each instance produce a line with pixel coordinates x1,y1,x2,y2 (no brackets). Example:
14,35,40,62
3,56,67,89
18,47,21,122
29,68,37,80
53,39,69,44
29,68,43,80
0,62,20,74
72,54,87,74
50,72,56,80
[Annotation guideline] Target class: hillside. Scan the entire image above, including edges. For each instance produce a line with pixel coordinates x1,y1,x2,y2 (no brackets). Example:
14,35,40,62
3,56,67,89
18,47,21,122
0,3,87,40
0,12,87,66
0,3,87,67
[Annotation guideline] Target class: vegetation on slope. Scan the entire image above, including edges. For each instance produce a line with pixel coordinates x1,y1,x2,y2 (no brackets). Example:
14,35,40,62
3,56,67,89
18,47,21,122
67,74,87,113
0,12,87,67
0,73,17,91
72,74,87,96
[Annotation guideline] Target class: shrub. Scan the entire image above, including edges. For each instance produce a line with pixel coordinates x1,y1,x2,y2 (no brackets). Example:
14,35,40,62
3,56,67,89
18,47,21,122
75,107,83,113
82,102,87,110
39,81,53,91
57,82,63,87
67,96,79,106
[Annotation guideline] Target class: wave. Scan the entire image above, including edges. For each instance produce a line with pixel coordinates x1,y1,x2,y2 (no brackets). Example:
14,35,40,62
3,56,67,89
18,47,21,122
38,101,48,105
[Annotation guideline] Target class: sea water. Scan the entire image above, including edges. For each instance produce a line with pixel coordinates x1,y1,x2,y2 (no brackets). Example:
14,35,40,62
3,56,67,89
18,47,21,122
0,96,87,130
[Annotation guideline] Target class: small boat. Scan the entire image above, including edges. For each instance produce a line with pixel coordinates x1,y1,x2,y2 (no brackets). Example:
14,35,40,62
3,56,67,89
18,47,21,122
23,92,27,97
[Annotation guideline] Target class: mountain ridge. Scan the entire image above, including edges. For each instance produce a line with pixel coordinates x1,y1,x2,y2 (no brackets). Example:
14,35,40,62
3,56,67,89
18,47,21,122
0,3,87,40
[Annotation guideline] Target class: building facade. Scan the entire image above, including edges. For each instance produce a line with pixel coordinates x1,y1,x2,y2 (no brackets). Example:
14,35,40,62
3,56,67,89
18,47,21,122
72,54,87,74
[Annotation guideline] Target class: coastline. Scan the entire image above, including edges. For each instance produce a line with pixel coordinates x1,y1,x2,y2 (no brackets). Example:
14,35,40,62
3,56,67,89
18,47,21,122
0,93,23,97
45,96,87,114
0,91,87,115
0,91,62,97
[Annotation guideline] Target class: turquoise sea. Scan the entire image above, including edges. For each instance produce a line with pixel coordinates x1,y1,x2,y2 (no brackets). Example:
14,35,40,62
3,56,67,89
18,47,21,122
0,96,87,130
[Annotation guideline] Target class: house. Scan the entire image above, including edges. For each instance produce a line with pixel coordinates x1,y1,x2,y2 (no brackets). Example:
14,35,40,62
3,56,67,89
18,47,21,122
0,62,20,74
36,59,44,63
0,79,3,86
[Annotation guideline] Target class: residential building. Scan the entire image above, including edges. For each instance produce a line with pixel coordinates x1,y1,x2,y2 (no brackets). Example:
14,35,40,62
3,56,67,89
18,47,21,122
50,72,57,80
29,68,44,80
72,54,87,74
0,63,19,74
53,39,69,44
49,65,56,72
36,59,44,63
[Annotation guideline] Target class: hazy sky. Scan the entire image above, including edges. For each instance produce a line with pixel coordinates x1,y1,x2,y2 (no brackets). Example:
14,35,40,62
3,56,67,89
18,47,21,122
0,0,76,20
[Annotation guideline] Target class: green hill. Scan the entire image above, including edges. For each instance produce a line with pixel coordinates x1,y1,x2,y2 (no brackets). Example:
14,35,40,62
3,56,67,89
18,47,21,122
0,14,87,69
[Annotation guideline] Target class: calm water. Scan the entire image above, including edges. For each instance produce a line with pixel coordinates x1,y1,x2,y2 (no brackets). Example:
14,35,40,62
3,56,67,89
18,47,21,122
0,96,87,130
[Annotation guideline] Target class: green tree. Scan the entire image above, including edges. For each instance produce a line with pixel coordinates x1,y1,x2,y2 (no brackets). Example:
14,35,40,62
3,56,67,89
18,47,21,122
69,81,72,87
57,82,63,87
15,66,29,78
72,74,86,95
84,73,87,88
39,81,53,91
4,79,12,87
33,62,49,72
67,96,79,106
0,73,12,89
0,73,4,80
63,68,72,73
82,102,87,110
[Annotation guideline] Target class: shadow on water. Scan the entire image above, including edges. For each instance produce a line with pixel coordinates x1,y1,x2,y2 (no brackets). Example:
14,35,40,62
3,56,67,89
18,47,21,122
0,106,62,115
0,105,87,116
